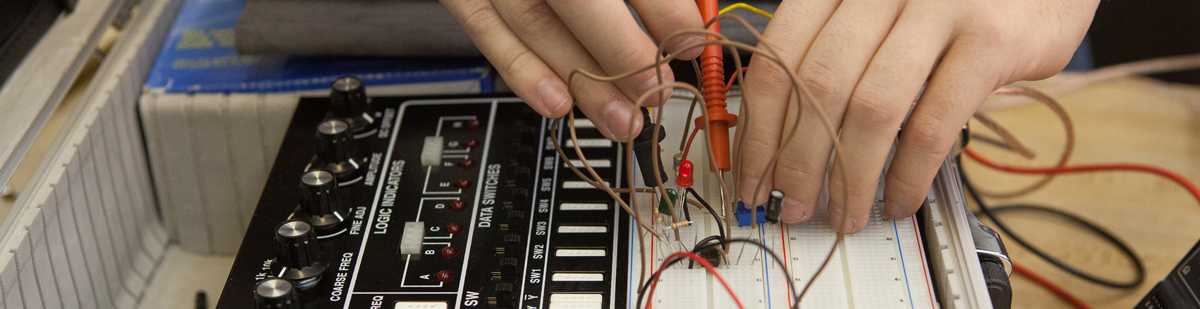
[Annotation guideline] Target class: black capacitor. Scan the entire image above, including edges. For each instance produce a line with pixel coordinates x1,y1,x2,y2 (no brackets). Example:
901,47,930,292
766,189,784,223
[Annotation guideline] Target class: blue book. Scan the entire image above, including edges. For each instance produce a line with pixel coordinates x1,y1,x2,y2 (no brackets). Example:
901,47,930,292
145,0,492,93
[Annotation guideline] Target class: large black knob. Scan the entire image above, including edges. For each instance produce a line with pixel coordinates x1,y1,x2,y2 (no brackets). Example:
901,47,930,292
328,76,375,134
272,220,327,289
314,119,362,184
253,278,300,309
299,169,345,236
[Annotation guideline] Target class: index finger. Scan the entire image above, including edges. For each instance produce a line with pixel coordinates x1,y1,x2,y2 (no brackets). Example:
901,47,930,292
548,0,676,109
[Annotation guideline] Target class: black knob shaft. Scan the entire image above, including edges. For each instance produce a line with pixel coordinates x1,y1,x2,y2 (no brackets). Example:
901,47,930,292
299,169,345,235
301,170,338,214
328,76,375,134
330,76,367,116
275,220,319,268
317,119,355,163
315,119,362,183
253,278,300,309
272,220,327,289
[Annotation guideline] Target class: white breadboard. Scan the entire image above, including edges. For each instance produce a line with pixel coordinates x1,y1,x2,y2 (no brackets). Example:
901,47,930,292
631,202,936,309
0,0,180,307
625,96,988,309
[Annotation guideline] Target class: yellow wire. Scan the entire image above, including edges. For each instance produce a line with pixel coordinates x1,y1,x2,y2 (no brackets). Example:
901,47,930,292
717,2,773,19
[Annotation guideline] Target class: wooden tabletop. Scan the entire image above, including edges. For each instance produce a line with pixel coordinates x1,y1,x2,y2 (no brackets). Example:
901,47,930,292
963,77,1200,308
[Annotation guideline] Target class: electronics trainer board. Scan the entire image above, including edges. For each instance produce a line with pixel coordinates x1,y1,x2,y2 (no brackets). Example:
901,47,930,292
218,84,632,308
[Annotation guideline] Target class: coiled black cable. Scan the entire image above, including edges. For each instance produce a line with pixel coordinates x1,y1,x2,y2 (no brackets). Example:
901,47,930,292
958,160,1145,289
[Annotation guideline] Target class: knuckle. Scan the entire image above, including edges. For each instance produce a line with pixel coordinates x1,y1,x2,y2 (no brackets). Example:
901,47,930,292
610,44,651,67
510,1,559,30
500,49,539,81
957,13,1019,58
797,60,841,99
773,157,820,183
746,62,794,93
903,120,954,161
737,136,777,163
848,82,906,129
458,4,502,35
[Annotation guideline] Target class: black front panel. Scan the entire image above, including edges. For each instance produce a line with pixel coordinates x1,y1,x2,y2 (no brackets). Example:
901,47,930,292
218,96,630,309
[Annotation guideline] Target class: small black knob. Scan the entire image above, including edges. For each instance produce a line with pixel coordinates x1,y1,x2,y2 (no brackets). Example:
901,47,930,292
272,220,327,289
254,278,300,309
328,76,375,134
315,119,361,183
275,220,319,268
330,77,367,115
299,169,345,235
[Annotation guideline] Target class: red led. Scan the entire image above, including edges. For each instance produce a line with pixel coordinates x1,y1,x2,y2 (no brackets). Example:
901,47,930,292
439,246,458,258
459,158,474,168
446,223,462,234
455,179,471,189
676,159,694,188
464,139,479,148
450,200,465,211
468,119,481,129
435,270,454,282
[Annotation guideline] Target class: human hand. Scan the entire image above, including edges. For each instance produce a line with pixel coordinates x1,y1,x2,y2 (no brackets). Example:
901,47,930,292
440,0,704,141
737,0,1099,232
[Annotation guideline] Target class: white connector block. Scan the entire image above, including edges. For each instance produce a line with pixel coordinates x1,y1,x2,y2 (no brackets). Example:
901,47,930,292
420,136,443,166
398,221,425,255
394,301,448,309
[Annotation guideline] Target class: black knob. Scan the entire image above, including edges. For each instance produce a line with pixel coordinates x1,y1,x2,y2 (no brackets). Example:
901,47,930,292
315,119,362,184
328,76,374,134
254,278,300,309
272,220,327,289
299,169,345,235
275,220,319,268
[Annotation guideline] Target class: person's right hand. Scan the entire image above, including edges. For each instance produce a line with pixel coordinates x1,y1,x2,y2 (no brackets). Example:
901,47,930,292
440,0,704,141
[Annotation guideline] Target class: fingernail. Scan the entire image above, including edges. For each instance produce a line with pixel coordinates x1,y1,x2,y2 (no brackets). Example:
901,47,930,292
780,198,811,224
828,205,863,234
841,218,861,234
536,79,570,116
886,206,915,221
602,102,638,140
